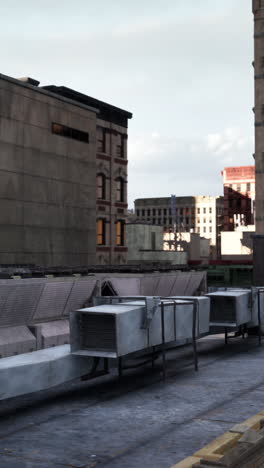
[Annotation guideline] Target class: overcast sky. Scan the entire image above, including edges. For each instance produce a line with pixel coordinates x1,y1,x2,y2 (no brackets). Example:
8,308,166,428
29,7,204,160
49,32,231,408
1,0,254,207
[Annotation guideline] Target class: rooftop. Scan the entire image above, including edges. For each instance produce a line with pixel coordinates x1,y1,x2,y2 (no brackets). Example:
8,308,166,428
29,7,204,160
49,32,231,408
0,334,263,467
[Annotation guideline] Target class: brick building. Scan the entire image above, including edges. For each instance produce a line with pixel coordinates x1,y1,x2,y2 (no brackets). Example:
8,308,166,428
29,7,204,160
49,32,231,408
222,166,255,231
0,73,132,266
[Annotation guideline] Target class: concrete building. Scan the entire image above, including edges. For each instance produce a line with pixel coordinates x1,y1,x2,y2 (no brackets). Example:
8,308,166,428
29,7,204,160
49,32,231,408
134,196,224,258
221,225,255,261
163,231,210,265
0,73,132,267
252,1,264,283
222,166,255,231
127,223,187,265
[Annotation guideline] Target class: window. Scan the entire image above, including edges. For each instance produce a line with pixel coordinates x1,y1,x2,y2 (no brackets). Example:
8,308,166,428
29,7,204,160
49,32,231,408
186,207,190,215
142,209,145,216
237,184,241,192
158,209,161,216
116,177,125,202
169,208,172,215
164,209,167,215
209,207,212,214
186,217,189,224
247,182,251,192
197,218,200,224
203,227,206,233
197,227,200,233
136,210,140,217
52,123,89,143
203,218,206,223
209,227,212,233
97,173,106,200
180,208,183,215
97,127,106,153
116,220,125,246
147,209,151,216
116,134,125,158
152,218,156,224
152,208,156,215
203,208,206,214
163,218,167,225
209,218,212,223
169,217,172,225
197,208,200,214
97,219,106,245
158,218,161,224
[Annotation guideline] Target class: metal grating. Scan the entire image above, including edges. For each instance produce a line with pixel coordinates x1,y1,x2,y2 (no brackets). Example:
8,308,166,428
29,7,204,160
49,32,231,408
63,279,98,316
109,277,141,296
210,297,236,323
0,284,44,328
80,313,116,351
33,281,73,321
140,276,160,296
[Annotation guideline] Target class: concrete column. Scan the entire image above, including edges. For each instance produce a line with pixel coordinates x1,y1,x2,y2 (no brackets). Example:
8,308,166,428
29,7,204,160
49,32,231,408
253,2,264,283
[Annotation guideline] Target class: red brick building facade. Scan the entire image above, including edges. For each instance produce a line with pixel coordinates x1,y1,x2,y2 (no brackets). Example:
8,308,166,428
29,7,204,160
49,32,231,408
222,166,255,231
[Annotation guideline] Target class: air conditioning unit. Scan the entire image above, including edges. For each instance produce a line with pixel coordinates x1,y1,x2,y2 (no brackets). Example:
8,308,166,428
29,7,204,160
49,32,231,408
206,291,251,327
70,298,197,358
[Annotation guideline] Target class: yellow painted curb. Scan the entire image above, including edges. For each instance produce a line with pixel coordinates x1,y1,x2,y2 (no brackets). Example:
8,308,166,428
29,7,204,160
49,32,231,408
170,411,264,468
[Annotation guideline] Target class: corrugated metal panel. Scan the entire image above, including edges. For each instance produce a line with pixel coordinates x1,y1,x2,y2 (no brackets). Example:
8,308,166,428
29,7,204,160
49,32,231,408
170,273,191,296
33,281,73,321
63,279,98,316
140,276,160,296
0,284,44,328
185,272,206,296
155,275,178,297
109,277,141,296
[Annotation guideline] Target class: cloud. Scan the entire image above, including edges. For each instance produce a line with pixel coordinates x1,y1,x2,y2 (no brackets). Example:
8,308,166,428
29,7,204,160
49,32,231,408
128,127,254,207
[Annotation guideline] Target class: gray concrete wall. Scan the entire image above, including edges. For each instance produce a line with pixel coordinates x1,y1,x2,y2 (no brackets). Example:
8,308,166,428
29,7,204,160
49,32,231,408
0,75,97,266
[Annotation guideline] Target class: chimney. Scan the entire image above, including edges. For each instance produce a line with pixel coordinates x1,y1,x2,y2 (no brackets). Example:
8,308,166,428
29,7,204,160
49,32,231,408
18,77,40,87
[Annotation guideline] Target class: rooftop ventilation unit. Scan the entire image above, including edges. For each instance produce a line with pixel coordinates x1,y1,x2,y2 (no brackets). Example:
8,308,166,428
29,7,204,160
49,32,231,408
70,297,203,360
206,291,252,327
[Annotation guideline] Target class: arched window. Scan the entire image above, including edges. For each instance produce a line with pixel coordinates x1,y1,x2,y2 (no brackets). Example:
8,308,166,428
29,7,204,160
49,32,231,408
97,218,106,245
97,173,106,200
116,177,125,202
116,220,125,246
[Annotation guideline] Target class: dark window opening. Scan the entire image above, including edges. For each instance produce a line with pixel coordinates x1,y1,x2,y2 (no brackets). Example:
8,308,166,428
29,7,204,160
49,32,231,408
52,123,89,143
97,173,106,200
116,177,125,202
97,127,106,153
116,134,125,158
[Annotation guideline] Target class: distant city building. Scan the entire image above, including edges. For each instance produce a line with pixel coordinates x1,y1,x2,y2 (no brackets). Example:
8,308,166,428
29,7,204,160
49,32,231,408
0,73,132,266
134,196,224,258
222,166,255,231
127,222,187,265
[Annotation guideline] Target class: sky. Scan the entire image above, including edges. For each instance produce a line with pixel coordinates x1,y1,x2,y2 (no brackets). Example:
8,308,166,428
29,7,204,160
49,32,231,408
0,0,254,207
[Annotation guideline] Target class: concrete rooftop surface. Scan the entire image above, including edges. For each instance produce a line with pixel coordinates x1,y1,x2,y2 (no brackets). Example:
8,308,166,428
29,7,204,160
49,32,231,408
0,336,264,468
